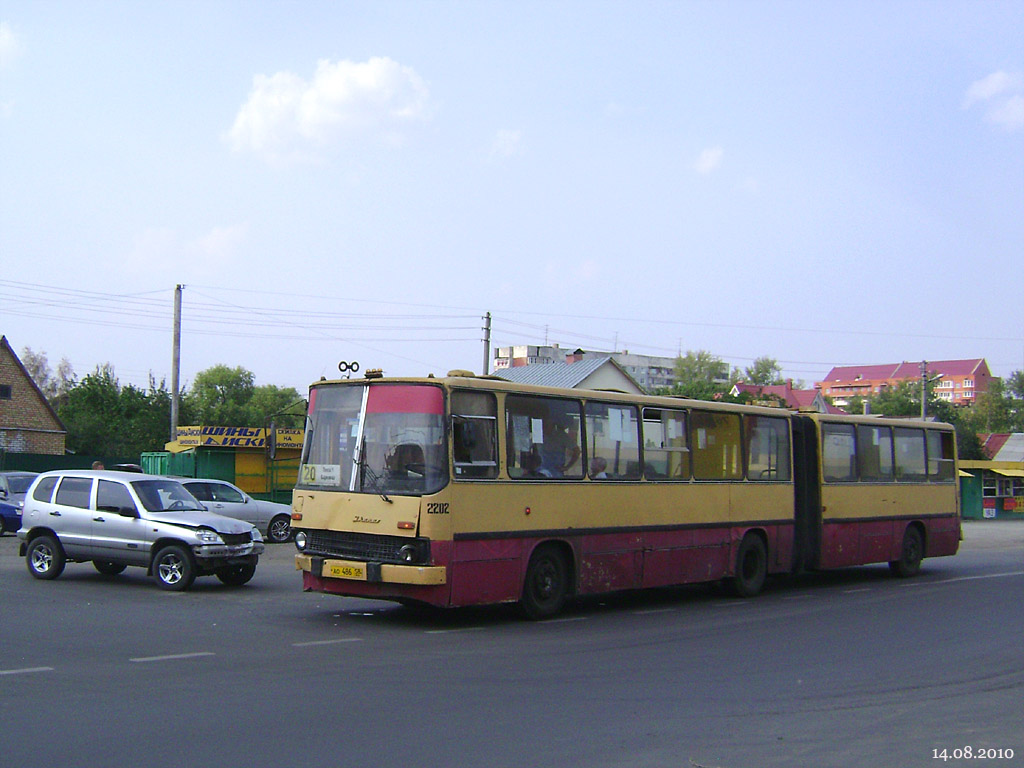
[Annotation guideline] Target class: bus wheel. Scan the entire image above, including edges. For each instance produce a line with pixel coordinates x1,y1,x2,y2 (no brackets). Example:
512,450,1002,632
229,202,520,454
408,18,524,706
520,545,569,620
730,534,767,597
889,526,923,578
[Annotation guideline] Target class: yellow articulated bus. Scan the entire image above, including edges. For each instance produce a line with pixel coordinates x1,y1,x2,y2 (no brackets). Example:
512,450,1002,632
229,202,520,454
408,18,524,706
291,372,960,618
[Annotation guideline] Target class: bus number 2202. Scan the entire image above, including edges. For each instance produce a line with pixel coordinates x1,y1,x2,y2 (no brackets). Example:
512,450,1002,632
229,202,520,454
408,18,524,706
426,503,449,515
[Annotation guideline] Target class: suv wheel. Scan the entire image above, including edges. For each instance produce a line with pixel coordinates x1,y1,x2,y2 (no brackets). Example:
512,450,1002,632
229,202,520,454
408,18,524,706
153,545,196,591
27,535,66,580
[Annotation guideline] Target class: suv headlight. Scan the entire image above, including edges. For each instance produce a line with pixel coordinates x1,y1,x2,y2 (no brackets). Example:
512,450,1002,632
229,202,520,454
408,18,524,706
195,528,224,544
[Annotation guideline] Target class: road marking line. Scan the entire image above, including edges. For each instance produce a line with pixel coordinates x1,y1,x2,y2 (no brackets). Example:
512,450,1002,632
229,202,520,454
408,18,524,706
0,666,54,676
425,627,485,634
901,570,1024,588
292,638,363,646
129,652,215,663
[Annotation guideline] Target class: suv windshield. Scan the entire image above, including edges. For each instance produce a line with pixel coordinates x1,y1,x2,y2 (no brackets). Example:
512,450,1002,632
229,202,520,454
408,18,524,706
131,480,206,512
300,383,447,496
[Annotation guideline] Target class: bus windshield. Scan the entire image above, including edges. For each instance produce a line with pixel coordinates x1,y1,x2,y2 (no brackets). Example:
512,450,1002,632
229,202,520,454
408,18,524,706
300,383,447,496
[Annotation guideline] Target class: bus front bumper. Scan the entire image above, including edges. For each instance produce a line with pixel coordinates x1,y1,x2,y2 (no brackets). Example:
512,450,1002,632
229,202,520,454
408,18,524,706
296,554,446,586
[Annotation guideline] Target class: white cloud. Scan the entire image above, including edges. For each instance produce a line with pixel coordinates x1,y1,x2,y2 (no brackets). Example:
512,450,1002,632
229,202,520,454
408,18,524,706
694,146,724,175
225,56,431,161
963,70,1024,131
986,93,1024,131
188,224,249,259
490,129,523,159
0,21,24,71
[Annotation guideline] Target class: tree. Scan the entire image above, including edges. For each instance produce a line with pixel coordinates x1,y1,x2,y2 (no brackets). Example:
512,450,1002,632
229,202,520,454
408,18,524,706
744,356,783,386
20,346,76,403
675,349,728,384
250,383,305,427
56,365,176,459
184,365,301,427
185,365,256,426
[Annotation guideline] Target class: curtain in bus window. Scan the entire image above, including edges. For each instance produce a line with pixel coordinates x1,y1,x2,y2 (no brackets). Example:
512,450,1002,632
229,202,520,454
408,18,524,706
691,411,742,480
821,423,856,482
505,395,583,479
451,390,498,479
585,402,640,479
745,415,791,481
894,428,926,482
927,430,955,482
641,409,689,480
857,424,894,481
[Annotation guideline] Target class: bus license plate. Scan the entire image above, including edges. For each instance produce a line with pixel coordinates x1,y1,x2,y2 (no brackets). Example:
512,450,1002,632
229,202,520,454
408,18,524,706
329,563,366,580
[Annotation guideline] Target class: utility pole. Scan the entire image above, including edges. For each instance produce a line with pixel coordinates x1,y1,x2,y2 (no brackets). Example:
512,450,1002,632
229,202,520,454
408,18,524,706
171,284,183,441
481,312,492,375
920,361,928,420
920,360,943,420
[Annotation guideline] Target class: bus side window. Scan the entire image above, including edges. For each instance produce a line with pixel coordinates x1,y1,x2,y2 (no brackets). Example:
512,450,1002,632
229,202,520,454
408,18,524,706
505,394,583,479
857,424,894,481
451,390,498,479
691,411,742,480
894,428,926,482
745,415,791,481
585,402,640,480
821,423,856,482
641,408,689,480
927,430,955,482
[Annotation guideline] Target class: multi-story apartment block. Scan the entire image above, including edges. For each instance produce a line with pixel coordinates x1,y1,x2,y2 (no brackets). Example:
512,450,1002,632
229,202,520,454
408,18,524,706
816,359,993,408
493,344,677,392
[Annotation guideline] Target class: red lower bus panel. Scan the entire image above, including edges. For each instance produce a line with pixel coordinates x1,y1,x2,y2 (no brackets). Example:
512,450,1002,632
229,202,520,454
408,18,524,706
925,517,961,557
860,519,895,564
302,570,452,608
821,522,861,569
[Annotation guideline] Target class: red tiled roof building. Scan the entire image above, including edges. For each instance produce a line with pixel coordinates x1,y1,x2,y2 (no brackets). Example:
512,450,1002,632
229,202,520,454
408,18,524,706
816,359,993,408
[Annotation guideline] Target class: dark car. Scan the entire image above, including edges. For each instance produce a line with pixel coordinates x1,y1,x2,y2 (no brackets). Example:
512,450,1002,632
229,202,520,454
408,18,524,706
0,471,38,512
0,500,20,535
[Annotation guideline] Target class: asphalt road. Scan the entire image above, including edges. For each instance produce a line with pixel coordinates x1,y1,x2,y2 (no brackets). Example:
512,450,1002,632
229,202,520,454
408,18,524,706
1,522,1022,768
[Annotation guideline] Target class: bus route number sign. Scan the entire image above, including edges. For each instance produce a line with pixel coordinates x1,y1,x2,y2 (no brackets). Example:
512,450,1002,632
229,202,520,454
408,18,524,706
300,464,341,486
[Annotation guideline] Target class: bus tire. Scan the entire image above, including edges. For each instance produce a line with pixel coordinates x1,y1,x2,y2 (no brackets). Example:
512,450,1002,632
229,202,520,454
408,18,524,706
889,525,923,578
729,534,767,597
520,545,570,620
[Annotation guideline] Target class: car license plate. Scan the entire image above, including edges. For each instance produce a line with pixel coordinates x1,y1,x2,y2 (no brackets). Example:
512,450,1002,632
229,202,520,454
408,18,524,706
328,563,366,580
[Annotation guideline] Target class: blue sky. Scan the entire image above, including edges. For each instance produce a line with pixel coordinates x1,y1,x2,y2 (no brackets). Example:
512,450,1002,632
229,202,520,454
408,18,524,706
2,1,1022,395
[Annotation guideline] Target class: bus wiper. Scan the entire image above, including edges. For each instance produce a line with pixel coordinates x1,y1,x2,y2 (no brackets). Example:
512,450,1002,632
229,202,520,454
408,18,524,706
356,440,392,504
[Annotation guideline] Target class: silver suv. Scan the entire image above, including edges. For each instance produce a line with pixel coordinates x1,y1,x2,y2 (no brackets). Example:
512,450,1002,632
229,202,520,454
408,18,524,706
18,470,265,591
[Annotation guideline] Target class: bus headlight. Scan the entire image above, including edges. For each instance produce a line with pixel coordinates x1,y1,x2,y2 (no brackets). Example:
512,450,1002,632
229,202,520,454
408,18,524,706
294,531,307,551
398,544,417,563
